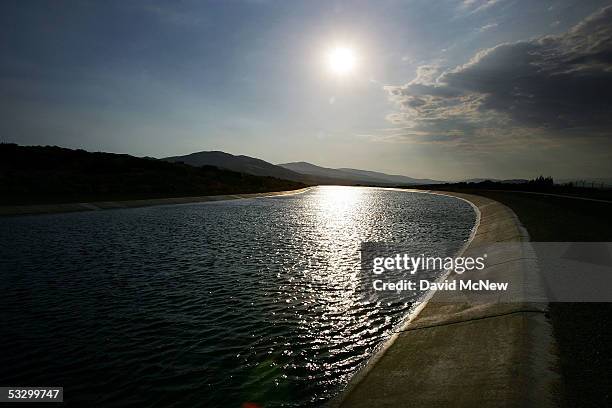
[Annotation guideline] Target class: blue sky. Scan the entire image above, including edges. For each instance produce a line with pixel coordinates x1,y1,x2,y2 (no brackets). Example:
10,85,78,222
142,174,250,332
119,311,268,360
1,0,611,180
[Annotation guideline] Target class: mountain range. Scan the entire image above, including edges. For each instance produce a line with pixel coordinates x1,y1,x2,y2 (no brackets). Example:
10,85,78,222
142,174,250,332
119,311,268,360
460,178,529,184
163,151,443,186
278,161,442,185
164,151,308,182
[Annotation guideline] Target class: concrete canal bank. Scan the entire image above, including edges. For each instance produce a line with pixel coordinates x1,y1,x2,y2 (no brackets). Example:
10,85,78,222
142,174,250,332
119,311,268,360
336,191,560,408
0,187,311,216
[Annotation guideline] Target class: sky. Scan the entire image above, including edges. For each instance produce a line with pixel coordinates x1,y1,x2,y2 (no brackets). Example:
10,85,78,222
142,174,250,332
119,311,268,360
1,0,611,180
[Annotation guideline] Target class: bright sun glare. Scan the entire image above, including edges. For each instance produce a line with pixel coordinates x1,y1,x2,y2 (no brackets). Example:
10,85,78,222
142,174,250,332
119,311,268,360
326,46,357,75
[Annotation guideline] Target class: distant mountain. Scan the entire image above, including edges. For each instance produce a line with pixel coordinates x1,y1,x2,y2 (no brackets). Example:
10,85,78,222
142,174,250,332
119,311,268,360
338,168,443,185
164,152,442,186
278,162,356,182
461,178,528,184
163,151,308,182
279,162,442,185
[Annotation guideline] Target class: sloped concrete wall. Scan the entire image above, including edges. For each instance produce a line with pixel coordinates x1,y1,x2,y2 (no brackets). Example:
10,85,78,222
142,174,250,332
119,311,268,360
336,191,560,408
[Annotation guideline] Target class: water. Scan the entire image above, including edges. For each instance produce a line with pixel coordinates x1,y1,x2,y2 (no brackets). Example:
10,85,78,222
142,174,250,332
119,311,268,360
0,186,476,407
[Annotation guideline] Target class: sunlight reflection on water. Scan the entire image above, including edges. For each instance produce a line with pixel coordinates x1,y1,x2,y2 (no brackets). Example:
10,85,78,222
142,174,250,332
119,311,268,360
0,186,475,407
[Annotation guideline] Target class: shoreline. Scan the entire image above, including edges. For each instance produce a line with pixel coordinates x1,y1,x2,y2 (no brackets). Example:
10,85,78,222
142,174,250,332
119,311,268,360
327,188,481,406
333,190,559,407
0,187,312,216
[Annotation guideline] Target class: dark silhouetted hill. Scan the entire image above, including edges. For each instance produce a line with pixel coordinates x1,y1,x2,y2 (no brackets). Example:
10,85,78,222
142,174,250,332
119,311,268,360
165,152,444,186
279,162,443,185
338,167,443,185
164,151,309,182
163,151,367,185
0,144,305,205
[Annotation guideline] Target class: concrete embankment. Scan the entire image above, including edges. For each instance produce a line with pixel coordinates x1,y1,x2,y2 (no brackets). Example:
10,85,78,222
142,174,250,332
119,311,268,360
335,191,560,408
0,187,311,216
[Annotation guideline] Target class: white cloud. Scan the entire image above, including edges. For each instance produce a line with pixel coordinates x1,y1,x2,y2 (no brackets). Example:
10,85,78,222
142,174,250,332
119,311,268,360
478,22,498,32
459,0,502,15
383,6,612,148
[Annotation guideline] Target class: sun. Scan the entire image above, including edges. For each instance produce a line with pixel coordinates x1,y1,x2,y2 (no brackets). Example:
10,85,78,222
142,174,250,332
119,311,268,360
326,46,357,75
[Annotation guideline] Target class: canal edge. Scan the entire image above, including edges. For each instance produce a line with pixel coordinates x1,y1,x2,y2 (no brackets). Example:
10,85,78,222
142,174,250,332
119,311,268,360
0,186,314,217
331,189,560,408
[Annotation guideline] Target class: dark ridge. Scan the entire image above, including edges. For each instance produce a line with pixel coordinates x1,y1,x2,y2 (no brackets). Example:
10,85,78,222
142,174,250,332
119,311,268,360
0,143,306,205
164,150,308,182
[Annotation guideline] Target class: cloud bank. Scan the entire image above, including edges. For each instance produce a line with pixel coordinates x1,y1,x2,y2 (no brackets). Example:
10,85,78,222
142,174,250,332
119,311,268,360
385,5,612,148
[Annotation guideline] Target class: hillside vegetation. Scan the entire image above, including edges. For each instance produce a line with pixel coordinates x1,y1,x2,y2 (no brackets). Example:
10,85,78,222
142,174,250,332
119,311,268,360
0,144,305,205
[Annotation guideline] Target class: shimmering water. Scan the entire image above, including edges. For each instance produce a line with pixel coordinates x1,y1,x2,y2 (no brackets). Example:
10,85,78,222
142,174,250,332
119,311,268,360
0,186,475,407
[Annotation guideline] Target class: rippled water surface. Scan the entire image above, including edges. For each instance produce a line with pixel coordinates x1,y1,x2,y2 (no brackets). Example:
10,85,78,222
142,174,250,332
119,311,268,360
0,186,475,407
